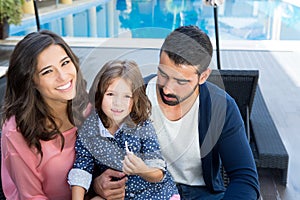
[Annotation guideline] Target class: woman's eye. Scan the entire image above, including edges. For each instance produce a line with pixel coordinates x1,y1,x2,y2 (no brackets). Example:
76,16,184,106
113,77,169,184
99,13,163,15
41,69,52,76
62,60,70,66
125,95,132,99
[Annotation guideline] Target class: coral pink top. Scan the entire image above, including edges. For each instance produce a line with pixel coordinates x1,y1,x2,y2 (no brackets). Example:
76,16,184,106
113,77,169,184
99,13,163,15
1,116,77,200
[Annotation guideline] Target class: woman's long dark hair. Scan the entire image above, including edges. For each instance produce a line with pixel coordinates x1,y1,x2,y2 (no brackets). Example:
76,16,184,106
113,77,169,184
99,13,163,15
1,30,88,160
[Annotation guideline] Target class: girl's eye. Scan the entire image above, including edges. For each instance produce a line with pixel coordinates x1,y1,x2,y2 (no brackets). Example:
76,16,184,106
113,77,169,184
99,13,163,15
106,92,114,96
125,95,132,99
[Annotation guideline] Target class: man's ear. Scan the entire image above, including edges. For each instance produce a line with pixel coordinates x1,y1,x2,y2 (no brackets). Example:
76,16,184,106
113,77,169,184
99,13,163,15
199,68,211,84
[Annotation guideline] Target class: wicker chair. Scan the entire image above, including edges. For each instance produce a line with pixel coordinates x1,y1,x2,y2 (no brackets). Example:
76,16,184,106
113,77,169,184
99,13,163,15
250,86,289,185
207,69,289,186
207,69,259,186
207,69,259,141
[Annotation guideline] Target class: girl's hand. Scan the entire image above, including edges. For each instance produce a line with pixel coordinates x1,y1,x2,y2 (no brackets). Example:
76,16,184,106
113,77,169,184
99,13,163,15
122,152,149,175
122,142,163,182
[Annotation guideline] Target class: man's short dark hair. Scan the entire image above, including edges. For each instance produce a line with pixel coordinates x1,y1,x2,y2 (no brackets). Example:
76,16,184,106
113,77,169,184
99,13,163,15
161,25,213,74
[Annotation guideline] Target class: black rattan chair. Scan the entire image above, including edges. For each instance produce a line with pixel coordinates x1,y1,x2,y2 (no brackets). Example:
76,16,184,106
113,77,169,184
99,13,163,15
207,69,259,141
250,86,289,185
207,69,289,186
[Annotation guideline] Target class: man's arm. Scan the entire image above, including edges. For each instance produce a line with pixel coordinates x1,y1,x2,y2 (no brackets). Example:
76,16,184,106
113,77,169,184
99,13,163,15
93,169,127,200
220,97,260,199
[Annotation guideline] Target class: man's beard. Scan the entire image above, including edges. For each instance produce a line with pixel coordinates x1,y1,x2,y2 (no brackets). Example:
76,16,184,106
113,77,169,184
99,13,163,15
158,84,198,106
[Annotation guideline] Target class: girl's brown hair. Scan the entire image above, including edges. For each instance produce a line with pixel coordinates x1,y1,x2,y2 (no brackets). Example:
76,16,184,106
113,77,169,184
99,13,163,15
89,60,151,128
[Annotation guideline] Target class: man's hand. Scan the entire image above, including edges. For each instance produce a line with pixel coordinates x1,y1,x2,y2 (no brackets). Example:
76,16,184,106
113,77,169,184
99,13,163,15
93,169,126,200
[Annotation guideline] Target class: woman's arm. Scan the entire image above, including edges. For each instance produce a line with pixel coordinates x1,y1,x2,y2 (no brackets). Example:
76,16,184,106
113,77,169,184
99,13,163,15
1,122,48,200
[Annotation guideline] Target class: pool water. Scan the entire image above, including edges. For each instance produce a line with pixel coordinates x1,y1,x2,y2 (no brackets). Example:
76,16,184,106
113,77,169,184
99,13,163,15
10,0,300,40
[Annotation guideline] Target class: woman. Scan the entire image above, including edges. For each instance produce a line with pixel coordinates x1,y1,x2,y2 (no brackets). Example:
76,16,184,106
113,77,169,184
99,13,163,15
1,30,89,200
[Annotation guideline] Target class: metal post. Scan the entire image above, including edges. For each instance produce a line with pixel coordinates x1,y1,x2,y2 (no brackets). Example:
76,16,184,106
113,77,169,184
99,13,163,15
213,5,221,69
33,0,40,31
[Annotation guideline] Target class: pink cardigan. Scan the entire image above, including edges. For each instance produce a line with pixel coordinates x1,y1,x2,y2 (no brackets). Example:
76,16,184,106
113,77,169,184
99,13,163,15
1,116,77,200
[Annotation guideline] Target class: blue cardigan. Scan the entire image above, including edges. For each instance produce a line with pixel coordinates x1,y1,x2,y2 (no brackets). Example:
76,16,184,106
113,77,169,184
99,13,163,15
144,75,260,199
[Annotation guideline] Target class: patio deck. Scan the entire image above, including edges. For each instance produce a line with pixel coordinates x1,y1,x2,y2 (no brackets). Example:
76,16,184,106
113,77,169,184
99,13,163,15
1,0,300,199
1,37,300,199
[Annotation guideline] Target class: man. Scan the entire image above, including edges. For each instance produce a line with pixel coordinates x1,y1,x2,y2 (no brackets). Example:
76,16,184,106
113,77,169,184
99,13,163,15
93,25,260,199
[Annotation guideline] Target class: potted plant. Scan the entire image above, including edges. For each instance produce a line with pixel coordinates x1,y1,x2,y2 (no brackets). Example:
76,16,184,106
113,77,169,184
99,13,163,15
0,0,23,39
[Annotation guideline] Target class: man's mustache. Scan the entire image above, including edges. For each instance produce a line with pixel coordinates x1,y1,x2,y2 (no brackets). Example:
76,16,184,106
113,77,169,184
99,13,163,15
163,93,177,99
159,87,178,99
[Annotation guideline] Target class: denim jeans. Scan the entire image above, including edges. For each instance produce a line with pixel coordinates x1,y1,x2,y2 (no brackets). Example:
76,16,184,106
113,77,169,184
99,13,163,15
176,184,224,200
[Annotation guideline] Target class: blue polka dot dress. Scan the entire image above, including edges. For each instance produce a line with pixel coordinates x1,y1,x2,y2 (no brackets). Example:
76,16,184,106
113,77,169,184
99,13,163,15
68,110,179,199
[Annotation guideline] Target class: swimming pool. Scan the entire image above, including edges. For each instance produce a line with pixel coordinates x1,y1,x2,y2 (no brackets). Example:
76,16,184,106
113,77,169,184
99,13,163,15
9,0,300,40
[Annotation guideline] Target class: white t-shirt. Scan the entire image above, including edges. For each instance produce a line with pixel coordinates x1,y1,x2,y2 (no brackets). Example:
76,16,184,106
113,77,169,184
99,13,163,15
146,77,205,186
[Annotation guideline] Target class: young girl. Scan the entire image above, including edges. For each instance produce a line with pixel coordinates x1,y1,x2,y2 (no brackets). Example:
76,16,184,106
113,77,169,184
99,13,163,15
68,60,179,200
